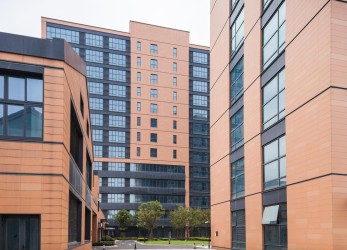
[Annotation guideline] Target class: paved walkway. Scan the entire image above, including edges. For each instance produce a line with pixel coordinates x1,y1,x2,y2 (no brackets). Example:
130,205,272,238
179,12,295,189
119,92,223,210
93,240,212,250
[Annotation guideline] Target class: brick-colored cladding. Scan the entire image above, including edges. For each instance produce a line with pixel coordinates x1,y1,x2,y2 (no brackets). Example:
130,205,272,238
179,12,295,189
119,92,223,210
0,34,104,250
210,0,347,249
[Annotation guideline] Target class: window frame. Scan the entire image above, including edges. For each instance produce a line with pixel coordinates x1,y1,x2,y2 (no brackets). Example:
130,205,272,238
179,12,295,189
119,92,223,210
231,107,244,151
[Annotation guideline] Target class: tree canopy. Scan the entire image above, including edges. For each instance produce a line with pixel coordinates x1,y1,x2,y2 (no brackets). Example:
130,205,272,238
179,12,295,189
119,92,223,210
116,210,132,231
137,201,165,239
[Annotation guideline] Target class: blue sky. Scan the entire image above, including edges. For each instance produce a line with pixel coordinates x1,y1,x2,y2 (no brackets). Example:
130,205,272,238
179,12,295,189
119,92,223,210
0,0,210,46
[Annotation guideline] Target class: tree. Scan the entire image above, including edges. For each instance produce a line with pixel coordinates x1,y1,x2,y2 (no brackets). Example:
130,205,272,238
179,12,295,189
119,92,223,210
137,201,165,239
190,209,210,236
116,210,132,232
169,205,192,240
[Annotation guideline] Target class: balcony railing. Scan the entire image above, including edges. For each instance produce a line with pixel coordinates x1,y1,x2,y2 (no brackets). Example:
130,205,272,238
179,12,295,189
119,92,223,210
85,184,91,207
69,157,83,196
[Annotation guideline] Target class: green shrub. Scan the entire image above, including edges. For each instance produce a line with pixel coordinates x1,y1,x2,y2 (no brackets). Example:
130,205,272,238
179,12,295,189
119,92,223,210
104,235,115,241
92,240,114,246
189,237,209,241
116,237,138,240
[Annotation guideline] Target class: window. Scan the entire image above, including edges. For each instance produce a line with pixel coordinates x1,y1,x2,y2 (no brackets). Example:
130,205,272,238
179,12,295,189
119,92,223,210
109,131,126,143
150,74,158,84
173,48,177,57
109,69,126,82
109,84,126,97
151,118,157,128
190,152,209,164
192,109,208,121
92,129,103,142
137,72,141,82
193,66,208,78
137,102,141,111
108,162,125,171
150,104,158,113
150,133,157,143
91,114,103,126
137,57,141,67
263,204,287,250
173,92,177,101
109,146,126,158
191,123,209,135
109,37,126,51
173,106,177,115
150,44,158,54
191,138,209,149
231,57,244,102
89,98,103,110
88,81,103,95
137,147,141,156
173,62,177,72
107,194,125,203
192,81,208,93
109,100,126,112
193,95,208,107
150,148,157,158
46,26,79,44
0,75,43,138
231,108,244,151
231,8,244,55
190,167,209,178
232,158,244,199
72,47,80,54
173,77,177,87
109,54,126,67
173,120,177,129
137,132,141,141
173,150,177,159
107,178,125,187
94,162,102,171
107,210,120,219
87,66,103,79
86,50,103,63
93,145,103,157
137,117,141,126
263,0,272,9
137,87,141,96
231,0,240,10
232,210,246,249
109,115,126,128
137,41,141,51
173,135,177,144
80,95,84,117
263,135,286,190
150,89,158,99
192,51,208,64
263,68,285,129
150,59,158,69
86,33,103,47
263,2,286,69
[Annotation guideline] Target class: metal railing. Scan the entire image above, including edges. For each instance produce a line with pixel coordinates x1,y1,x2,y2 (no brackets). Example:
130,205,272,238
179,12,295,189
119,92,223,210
69,157,83,196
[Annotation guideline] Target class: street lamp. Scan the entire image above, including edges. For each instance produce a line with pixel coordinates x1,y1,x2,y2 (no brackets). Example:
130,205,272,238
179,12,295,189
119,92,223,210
204,221,210,249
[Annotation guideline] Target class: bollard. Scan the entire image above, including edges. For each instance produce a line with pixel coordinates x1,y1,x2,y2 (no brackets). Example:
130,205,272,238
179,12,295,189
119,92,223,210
103,244,106,250
134,243,137,249
193,243,196,249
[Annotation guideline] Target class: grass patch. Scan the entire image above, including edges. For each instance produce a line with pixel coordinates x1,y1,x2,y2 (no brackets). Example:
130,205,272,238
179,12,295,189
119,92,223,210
140,239,209,245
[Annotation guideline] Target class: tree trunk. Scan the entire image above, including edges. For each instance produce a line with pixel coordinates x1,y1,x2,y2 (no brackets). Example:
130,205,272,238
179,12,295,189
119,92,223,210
149,228,154,240
185,225,190,240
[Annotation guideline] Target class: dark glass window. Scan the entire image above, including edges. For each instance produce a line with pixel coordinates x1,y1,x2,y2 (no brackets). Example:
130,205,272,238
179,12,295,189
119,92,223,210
137,57,141,67
137,41,141,51
109,69,126,82
231,158,244,199
130,194,184,204
232,210,246,249
173,135,177,144
109,146,126,158
80,95,84,117
173,150,177,159
150,148,157,158
173,106,177,115
192,109,208,121
231,8,244,55
263,2,286,69
173,77,177,86
136,147,141,156
130,179,184,189
137,132,141,141
109,84,126,97
88,81,103,95
68,192,82,244
192,52,208,64
137,117,141,126
263,69,285,129
0,75,43,139
87,66,103,79
263,204,287,250
231,108,244,151
109,54,126,67
190,181,209,192
137,72,141,82
86,50,103,63
173,120,177,129
86,33,103,48
150,104,158,113
191,137,209,149
190,152,209,164
47,26,79,44
109,38,126,51
191,123,209,135
190,167,209,178
109,131,126,143
263,135,286,190
231,57,244,103
173,48,177,57
137,87,141,97
192,66,208,78
190,196,209,208
150,118,157,128
109,115,126,128
173,62,177,72
109,100,126,113
192,95,208,107
192,81,208,93
137,102,141,111
150,133,157,143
